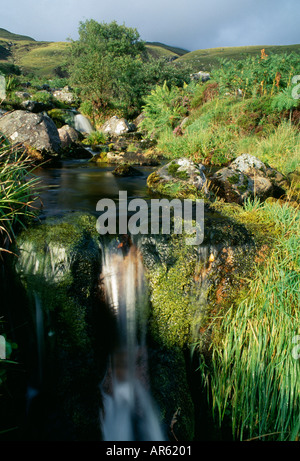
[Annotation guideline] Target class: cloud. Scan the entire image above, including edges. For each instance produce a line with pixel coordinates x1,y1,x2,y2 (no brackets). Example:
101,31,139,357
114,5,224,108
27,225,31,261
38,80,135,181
1,0,299,50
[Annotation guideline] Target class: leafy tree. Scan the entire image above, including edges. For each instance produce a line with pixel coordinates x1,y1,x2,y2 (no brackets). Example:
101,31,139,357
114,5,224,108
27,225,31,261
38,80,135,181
68,20,145,111
68,20,191,118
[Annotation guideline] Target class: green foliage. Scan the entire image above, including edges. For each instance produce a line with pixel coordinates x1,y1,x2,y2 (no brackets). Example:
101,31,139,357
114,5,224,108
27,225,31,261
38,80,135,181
67,20,191,118
82,131,107,146
31,90,53,105
5,75,21,94
68,20,145,112
0,141,39,253
212,52,300,98
140,82,189,136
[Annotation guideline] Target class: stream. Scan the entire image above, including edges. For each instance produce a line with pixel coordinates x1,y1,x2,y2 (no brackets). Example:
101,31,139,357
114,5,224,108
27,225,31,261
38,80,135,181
2,158,251,441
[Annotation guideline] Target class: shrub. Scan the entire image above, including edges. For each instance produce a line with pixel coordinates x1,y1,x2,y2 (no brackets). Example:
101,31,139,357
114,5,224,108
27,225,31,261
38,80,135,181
0,140,39,253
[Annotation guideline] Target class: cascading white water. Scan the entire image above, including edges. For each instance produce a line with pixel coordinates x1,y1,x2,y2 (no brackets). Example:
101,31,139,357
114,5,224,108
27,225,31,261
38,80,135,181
74,114,94,134
100,238,165,441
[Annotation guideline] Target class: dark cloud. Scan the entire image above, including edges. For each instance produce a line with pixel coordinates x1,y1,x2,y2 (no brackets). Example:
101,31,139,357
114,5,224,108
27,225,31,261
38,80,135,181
1,0,299,50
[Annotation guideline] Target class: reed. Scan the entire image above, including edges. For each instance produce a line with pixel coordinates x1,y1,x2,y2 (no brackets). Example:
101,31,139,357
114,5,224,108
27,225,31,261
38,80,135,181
199,200,300,440
0,140,39,253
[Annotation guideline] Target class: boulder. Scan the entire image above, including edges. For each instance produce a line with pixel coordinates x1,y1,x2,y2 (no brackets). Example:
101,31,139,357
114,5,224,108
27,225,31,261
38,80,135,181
147,158,208,199
112,164,143,177
101,116,136,137
210,154,288,204
106,150,160,166
21,100,49,113
58,124,80,148
190,71,210,82
53,86,75,104
15,91,31,100
0,110,61,156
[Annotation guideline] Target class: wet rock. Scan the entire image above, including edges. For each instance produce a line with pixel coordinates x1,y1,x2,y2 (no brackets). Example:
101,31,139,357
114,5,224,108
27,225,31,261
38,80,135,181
107,150,160,166
112,164,143,177
0,110,61,157
211,154,288,204
13,213,106,439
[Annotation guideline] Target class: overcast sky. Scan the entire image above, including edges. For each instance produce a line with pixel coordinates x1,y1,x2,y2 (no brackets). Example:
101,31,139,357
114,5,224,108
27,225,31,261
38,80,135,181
1,0,299,51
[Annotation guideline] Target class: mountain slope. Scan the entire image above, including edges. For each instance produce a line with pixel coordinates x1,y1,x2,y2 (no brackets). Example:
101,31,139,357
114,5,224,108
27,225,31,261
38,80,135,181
177,44,300,72
0,28,35,42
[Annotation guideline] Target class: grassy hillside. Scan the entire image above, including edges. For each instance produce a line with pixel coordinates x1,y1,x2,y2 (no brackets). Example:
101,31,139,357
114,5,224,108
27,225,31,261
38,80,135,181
0,27,35,42
177,44,300,72
16,41,71,77
1,27,299,79
146,42,189,56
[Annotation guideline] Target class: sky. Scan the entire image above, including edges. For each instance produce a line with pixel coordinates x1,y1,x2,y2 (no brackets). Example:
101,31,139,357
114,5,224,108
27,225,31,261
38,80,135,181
1,0,299,51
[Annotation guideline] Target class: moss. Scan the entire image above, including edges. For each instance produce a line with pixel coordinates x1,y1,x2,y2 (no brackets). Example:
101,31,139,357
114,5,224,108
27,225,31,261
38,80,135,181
147,172,204,200
148,342,195,441
227,173,240,185
237,184,248,193
15,212,100,350
47,108,68,128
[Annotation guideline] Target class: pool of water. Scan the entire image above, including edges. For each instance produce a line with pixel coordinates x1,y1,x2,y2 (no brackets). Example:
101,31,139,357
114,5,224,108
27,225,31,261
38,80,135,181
35,160,158,218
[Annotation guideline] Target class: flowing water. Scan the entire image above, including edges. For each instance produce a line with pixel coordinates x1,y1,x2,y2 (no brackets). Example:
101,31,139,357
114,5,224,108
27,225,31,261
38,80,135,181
74,114,94,134
99,239,165,441
28,161,165,440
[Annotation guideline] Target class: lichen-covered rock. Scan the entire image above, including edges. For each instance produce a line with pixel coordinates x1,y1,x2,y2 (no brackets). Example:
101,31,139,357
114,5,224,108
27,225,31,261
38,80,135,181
0,110,61,156
147,158,208,199
211,154,288,204
53,86,76,104
101,116,136,137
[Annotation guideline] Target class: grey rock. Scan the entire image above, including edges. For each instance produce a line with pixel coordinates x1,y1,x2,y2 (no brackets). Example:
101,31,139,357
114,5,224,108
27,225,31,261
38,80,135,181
58,124,80,148
0,110,61,155
53,86,75,104
211,154,288,204
21,100,48,113
157,158,207,190
101,116,136,137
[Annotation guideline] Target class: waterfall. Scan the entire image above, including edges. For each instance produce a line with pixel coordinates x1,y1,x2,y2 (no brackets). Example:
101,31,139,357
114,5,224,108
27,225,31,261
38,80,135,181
99,237,165,441
74,114,94,134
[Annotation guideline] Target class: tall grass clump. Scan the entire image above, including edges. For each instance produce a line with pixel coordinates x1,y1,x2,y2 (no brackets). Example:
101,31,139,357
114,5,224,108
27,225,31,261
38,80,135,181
0,140,39,253
198,200,300,440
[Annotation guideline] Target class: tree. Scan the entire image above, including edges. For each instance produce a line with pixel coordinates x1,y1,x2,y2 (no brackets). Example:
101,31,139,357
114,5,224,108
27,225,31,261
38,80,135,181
68,20,146,112
68,20,191,118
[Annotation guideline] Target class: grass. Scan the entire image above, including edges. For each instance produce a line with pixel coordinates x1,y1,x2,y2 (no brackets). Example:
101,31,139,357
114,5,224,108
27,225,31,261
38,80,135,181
198,199,300,441
177,44,300,72
17,41,70,77
0,140,39,254
0,28,35,42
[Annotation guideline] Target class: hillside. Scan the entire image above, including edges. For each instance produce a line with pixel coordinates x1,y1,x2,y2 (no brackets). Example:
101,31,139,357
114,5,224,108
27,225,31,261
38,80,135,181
1,27,300,78
0,27,35,42
146,42,189,56
177,43,300,72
